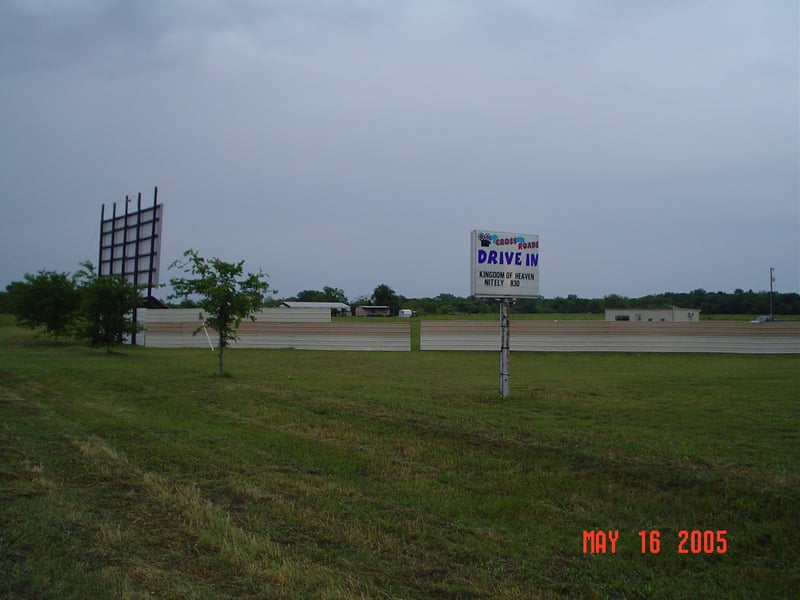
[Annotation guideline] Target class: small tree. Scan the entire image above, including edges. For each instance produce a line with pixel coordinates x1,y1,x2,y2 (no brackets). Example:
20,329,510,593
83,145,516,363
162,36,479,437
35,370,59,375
169,249,271,376
75,263,142,353
5,270,81,337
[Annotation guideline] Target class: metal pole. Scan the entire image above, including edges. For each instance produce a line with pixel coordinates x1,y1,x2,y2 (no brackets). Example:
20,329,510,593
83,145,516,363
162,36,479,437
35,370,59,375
147,186,159,301
110,201,118,276
134,192,142,292
130,192,142,346
99,203,105,272
769,267,775,318
499,298,510,398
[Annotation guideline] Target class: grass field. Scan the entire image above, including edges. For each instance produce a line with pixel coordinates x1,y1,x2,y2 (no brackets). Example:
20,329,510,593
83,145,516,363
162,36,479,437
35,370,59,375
1,314,798,599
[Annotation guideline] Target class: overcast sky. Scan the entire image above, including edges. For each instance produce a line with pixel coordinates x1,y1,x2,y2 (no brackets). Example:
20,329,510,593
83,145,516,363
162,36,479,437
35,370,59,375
1,0,798,301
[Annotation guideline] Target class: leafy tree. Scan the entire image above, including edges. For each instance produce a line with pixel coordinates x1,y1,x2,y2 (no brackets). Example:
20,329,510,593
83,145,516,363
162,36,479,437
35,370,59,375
775,292,800,315
296,289,323,302
5,270,81,337
352,294,371,306
295,286,348,304
515,297,540,313
321,286,348,304
173,297,200,309
170,249,271,376
75,263,142,353
603,294,629,309
371,284,401,315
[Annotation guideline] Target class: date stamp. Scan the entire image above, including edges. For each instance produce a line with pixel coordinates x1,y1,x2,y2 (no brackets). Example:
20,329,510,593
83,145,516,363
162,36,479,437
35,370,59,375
582,530,728,554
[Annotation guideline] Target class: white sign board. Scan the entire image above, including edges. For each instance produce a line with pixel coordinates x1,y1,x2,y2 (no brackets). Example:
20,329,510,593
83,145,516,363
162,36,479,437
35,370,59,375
470,230,539,298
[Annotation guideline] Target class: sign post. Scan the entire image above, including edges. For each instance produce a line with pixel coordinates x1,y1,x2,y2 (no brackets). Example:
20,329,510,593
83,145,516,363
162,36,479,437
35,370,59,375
499,298,511,397
470,230,539,398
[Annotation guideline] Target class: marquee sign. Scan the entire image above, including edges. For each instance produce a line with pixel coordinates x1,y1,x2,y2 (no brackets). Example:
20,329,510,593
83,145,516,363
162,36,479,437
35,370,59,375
470,230,539,299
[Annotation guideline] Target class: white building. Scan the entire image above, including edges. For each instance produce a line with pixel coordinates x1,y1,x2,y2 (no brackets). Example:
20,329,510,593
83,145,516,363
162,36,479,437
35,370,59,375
604,307,701,322
279,301,351,316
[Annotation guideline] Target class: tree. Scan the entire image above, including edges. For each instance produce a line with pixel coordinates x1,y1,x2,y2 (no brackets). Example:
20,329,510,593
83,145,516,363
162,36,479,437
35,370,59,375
603,294,629,309
75,263,142,353
296,289,323,302
371,284,400,314
5,270,81,337
170,249,271,376
295,286,348,304
321,286,348,304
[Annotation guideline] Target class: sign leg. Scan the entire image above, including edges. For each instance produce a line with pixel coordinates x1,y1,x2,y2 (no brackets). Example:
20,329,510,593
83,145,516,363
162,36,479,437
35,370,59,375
499,298,510,397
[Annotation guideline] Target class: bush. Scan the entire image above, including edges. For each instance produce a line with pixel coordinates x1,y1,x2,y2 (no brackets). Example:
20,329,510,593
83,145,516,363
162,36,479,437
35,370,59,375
4,270,81,337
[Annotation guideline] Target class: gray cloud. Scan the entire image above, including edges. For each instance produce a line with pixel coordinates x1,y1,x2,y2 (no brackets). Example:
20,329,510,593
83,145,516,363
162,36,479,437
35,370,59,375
1,0,798,300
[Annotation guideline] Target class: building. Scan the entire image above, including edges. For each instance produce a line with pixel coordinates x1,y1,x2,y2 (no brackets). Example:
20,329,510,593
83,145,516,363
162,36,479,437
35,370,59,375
279,301,351,316
355,305,392,317
604,307,701,322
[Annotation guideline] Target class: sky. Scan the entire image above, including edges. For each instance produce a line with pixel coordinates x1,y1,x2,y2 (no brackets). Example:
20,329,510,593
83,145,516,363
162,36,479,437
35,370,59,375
1,0,798,302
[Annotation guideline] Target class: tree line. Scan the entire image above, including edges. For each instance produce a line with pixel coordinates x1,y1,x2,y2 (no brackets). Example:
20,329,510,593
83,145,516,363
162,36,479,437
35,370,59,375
269,286,800,316
4,266,798,350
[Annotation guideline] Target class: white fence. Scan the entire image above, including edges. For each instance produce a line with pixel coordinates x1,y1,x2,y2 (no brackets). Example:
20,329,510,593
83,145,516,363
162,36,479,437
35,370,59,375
420,321,800,354
138,311,800,353
142,309,410,351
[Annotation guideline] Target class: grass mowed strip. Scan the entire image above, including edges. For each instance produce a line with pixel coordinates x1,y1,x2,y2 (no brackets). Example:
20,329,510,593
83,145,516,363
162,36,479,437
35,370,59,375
1,317,798,598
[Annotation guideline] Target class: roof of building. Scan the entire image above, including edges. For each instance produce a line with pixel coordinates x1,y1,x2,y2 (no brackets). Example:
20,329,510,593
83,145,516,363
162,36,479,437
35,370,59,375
280,301,351,310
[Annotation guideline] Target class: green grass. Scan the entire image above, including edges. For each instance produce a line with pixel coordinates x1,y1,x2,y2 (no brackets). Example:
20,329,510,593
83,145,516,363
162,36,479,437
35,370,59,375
1,314,798,598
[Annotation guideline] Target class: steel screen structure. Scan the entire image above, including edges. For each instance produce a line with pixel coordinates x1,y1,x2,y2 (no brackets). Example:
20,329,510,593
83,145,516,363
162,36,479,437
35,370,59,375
98,187,163,299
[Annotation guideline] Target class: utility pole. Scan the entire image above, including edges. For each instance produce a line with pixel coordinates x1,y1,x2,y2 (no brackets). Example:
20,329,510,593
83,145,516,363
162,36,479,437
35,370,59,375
769,267,775,318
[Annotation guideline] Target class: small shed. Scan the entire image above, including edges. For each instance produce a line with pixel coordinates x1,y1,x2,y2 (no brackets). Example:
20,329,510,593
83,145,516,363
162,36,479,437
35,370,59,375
355,305,392,317
605,307,701,322
280,301,352,316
